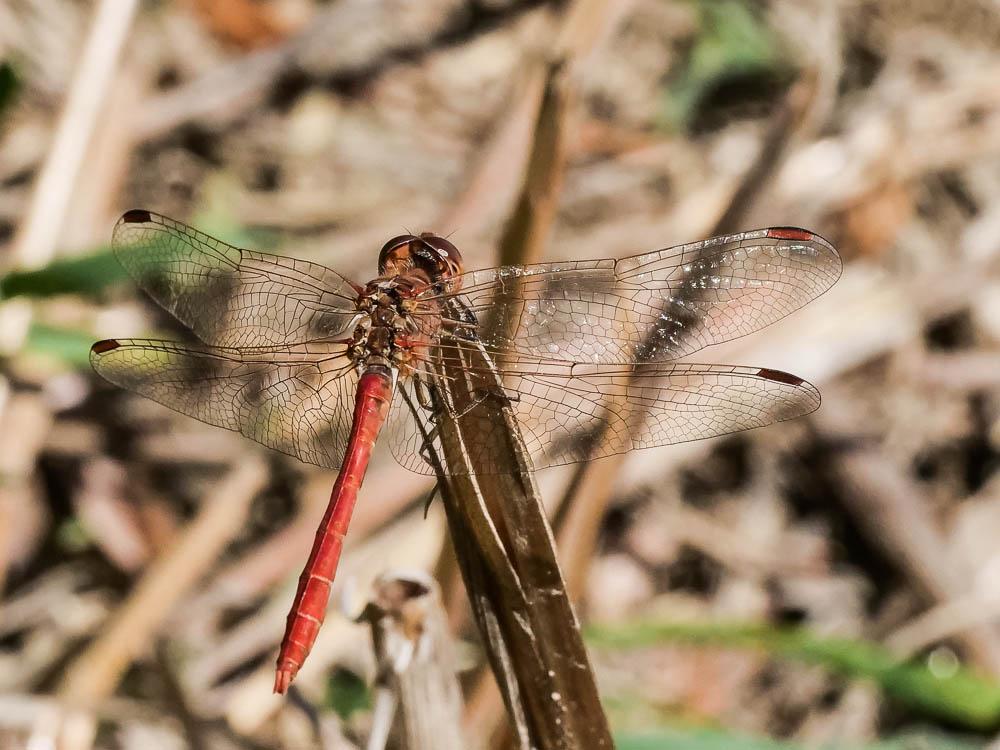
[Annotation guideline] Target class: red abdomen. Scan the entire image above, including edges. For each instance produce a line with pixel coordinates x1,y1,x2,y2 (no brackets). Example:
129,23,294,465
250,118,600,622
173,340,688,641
274,367,394,694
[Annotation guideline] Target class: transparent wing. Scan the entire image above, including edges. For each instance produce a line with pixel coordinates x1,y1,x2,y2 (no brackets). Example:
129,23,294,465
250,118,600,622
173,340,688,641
412,228,841,364
91,338,357,469
385,344,821,475
112,210,361,348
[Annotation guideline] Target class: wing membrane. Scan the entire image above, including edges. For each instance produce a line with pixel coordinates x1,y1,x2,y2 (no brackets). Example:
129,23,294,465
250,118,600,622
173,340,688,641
112,210,360,348
99,219,836,477
413,228,840,364
387,344,821,475
91,338,356,468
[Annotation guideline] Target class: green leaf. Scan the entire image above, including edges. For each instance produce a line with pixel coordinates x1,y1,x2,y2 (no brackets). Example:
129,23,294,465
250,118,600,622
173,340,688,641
616,727,985,750
662,0,788,130
588,621,1000,730
23,323,97,367
325,668,371,720
0,249,125,300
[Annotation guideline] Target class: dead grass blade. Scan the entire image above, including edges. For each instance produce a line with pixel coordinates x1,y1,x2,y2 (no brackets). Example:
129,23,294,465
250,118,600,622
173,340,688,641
13,0,139,270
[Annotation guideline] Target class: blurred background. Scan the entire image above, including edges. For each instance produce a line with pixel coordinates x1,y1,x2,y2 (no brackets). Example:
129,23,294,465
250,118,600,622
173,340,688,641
3,0,1000,748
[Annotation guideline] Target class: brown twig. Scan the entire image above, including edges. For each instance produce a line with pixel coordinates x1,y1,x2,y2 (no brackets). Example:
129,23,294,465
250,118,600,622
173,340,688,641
428,346,614,749
54,458,268,746
427,2,629,746
494,58,573,270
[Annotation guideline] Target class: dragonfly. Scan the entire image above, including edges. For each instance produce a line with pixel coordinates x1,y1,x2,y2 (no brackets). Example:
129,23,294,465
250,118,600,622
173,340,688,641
91,210,841,693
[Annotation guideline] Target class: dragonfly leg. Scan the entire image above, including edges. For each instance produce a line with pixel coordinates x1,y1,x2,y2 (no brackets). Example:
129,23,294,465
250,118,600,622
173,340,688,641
411,374,449,464
452,385,518,418
422,482,440,517
413,373,438,413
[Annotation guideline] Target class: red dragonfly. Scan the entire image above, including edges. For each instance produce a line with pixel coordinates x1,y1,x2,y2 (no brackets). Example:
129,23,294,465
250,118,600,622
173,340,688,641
91,210,841,693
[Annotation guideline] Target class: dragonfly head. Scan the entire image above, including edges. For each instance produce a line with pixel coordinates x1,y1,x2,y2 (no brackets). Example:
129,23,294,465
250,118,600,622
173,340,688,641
378,233,464,286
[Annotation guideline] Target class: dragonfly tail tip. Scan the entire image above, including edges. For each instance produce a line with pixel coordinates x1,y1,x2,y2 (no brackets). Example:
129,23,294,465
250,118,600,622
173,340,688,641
274,668,295,694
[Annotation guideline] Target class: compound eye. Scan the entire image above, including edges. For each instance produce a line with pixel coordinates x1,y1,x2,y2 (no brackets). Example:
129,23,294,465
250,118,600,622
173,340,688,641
378,234,419,273
420,234,458,259
418,234,462,274
380,234,418,257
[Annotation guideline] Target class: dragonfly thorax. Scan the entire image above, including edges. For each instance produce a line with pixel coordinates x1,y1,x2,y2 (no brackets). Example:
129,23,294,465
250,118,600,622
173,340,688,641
348,283,430,374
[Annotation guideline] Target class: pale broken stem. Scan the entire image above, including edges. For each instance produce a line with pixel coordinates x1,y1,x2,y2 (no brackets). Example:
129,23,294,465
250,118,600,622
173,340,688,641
886,593,1000,659
361,571,464,750
50,459,268,748
13,0,139,270
366,687,398,750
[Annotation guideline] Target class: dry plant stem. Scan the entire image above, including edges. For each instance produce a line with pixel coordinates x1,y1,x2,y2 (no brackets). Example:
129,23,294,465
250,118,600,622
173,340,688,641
434,53,576,632
438,4,626,744
154,642,208,750
494,60,573,270
367,687,399,750
434,59,548,233
55,460,267,737
437,0,630,237
433,55,571,630
886,592,1000,658
711,72,818,236
13,0,138,269
361,572,464,750
427,340,614,750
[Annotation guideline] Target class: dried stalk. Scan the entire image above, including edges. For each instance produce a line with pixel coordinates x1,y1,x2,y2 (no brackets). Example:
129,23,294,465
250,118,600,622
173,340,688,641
360,571,464,750
493,58,573,270
415,336,614,749
51,459,267,748
424,4,626,745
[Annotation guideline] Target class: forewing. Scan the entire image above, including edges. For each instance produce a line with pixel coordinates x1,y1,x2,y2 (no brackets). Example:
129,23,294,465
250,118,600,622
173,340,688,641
385,344,820,475
413,228,840,364
112,210,360,348
91,338,357,468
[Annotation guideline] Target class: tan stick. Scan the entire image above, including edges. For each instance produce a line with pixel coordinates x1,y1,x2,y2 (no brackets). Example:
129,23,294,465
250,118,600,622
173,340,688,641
51,459,267,747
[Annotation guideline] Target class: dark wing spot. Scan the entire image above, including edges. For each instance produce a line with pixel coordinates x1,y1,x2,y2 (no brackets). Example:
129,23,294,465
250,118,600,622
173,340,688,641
121,209,152,224
757,367,804,386
179,351,230,386
241,365,268,405
143,268,173,301
91,339,121,354
308,309,353,339
202,269,239,311
766,227,816,242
